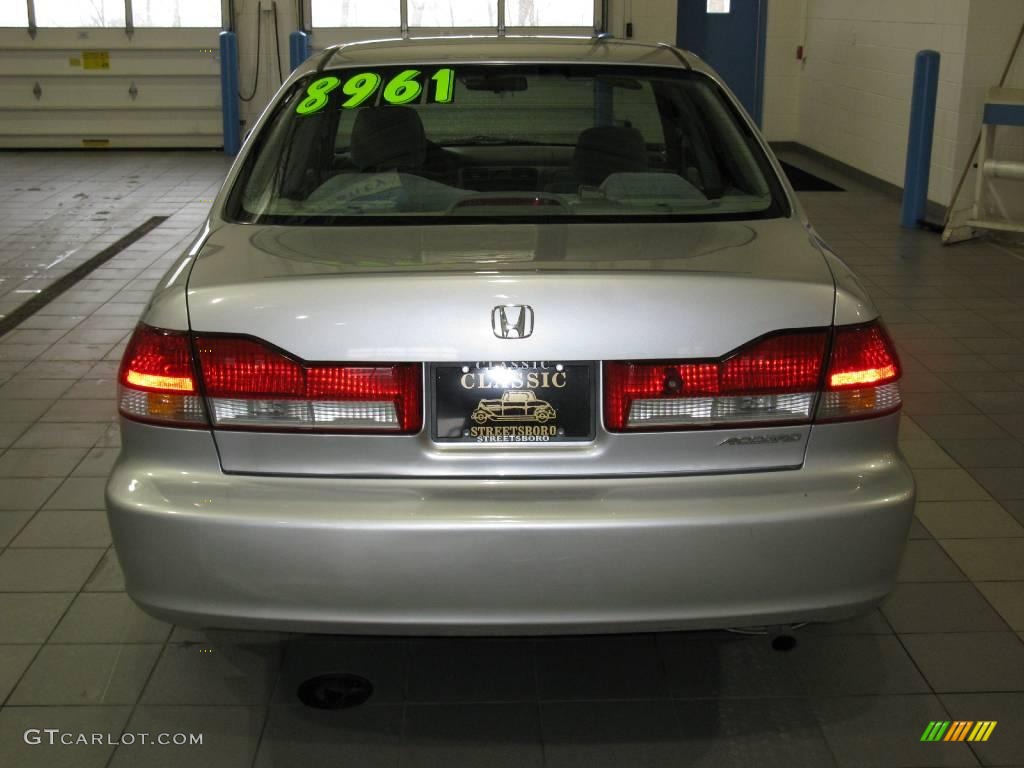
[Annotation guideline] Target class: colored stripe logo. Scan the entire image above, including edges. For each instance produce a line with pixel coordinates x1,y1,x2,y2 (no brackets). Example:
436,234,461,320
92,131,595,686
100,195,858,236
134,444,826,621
921,721,997,742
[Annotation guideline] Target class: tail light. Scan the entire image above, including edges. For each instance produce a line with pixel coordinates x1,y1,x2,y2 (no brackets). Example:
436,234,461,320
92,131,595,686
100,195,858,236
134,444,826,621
118,325,206,427
118,325,422,433
817,322,901,421
192,335,422,433
604,331,828,431
604,322,901,431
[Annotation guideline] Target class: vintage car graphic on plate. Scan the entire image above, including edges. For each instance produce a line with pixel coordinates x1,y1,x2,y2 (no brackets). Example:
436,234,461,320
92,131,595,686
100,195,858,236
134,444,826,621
471,390,557,424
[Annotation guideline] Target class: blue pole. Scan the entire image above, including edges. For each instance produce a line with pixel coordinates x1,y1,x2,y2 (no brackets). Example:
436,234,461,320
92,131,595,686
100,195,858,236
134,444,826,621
901,50,940,228
289,30,311,72
219,30,241,157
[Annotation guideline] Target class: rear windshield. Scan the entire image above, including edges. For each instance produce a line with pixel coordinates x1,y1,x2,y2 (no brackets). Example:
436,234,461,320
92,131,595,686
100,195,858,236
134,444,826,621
226,64,786,225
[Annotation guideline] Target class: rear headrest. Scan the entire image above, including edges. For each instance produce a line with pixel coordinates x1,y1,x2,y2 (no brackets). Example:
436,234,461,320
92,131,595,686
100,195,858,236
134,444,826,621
350,106,426,171
572,126,648,186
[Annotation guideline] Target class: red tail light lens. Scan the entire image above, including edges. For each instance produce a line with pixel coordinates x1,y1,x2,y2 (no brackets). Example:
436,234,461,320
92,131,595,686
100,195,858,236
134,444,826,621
118,325,206,426
817,322,902,421
604,331,828,431
825,323,901,390
193,335,422,433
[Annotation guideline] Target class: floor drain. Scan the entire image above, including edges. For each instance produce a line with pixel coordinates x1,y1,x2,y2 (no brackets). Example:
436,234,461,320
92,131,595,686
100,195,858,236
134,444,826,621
771,634,797,652
297,673,374,710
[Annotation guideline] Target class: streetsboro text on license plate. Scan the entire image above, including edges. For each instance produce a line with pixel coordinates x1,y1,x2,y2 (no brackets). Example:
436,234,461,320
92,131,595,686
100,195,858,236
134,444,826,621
470,425,559,442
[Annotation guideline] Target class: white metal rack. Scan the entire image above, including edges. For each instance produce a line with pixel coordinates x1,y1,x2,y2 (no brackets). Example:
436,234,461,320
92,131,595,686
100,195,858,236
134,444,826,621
967,86,1024,237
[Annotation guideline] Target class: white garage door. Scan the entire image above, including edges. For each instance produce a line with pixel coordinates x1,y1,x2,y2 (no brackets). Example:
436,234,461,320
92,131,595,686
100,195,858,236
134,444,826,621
0,1,222,148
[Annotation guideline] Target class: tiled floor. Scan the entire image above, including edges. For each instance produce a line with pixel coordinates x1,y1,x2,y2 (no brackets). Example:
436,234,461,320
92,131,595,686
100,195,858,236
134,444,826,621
0,149,1023,767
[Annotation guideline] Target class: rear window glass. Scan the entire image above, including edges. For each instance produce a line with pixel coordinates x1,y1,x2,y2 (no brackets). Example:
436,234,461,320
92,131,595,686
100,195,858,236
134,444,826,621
227,64,786,225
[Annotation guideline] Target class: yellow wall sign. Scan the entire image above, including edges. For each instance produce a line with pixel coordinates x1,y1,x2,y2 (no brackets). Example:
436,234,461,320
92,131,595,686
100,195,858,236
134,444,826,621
82,51,110,70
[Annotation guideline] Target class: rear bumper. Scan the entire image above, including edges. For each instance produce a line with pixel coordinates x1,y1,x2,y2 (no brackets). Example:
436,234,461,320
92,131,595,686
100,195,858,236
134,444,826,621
106,416,914,635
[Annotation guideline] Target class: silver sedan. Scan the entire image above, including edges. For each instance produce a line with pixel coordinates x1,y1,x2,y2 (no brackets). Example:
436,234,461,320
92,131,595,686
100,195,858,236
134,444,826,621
106,35,914,635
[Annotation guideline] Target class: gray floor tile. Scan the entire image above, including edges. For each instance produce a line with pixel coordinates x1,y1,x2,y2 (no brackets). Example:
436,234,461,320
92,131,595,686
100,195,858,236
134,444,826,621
0,644,39,701
897,540,967,582
0,398,54,421
0,509,31,547
63,378,118,399
109,706,265,768
50,592,172,643
0,477,61,510
254,704,402,768
9,643,161,704
976,582,1024,631
12,421,108,448
940,539,1024,580
536,634,670,701
658,632,803,698
70,447,119,477
900,440,959,468
0,422,31,449
813,695,977,767
0,447,86,477
971,467,1024,501
541,699,695,768
913,414,1011,440
939,370,1023,391
406,638,536,702
913,469,992,502
915,501,1024,538
789,635,930,695
940,692,1024,768
0,593,74,643
908,516,933,539
41,399,116,422
989,413,1024,440
965,390,1024,415
1000,500,1024,527
899,415,929,441
0,706,132,768
143,638,284,705
0,547,104,591
10,509,111,548
902,393,980,416
16,361,95,379
42,477,107,510
675,698,835,768
272,638,408,706
939,438,1024,468
403,702,543,768
902,633,1024,693
0,378,72,400
83,547,125,591
881,583,1009,633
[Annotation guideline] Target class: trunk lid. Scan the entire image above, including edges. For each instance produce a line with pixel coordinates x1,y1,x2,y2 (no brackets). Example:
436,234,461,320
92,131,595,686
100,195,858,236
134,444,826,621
187,219,836,477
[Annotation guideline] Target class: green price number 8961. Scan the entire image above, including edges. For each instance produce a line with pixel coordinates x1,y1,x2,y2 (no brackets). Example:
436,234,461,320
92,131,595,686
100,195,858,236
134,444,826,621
296,68,455,115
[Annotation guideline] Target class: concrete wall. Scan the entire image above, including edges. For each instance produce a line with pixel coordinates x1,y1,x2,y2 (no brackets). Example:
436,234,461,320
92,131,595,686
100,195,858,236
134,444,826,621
796,0,972,206
763,0,806,141
607,0,678,45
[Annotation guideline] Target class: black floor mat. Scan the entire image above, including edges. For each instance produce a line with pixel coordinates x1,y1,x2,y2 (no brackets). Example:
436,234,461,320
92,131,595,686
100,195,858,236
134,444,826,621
780,161,845,192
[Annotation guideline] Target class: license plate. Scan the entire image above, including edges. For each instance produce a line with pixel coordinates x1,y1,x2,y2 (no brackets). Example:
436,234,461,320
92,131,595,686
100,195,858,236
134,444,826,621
431,361,596,443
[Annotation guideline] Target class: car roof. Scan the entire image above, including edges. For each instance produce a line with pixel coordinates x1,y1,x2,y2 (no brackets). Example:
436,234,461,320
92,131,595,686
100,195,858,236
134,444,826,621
303,35,704,76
